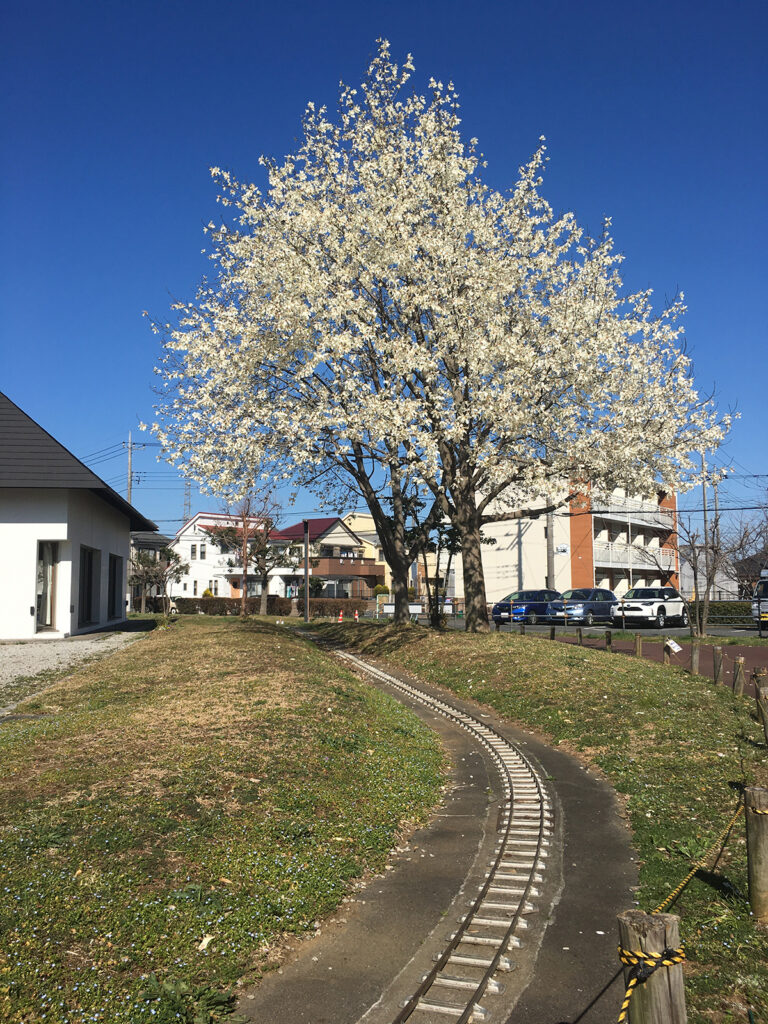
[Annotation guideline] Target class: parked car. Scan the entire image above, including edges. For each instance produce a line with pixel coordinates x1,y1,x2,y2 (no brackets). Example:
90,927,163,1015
491,589,562,626
751,572,768,626
547,588,617,626
611,587,688,628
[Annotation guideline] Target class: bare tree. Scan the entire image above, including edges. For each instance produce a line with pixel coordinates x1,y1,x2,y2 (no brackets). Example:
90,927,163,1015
204,490,292,616
155,549,189,615
129,551,160,614
636,508,767,636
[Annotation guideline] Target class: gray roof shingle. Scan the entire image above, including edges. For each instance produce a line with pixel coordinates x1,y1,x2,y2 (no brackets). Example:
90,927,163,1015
0,392,157,532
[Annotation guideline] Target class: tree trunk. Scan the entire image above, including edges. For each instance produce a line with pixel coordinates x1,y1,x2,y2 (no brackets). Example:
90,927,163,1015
259,577,269,616
458,515,490,632
240,521,249,618
389,565,410,624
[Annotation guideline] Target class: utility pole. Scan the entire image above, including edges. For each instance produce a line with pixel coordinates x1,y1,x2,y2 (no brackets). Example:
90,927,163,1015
701,452,711,601
183,481,192,523
546,512,555,590
303,519,310,623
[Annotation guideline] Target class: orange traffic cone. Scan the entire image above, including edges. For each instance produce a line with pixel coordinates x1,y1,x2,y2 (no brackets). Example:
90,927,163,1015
338,610,343,622
354,609,359,622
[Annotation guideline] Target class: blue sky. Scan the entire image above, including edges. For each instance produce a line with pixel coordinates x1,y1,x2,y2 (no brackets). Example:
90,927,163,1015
2,0,766,531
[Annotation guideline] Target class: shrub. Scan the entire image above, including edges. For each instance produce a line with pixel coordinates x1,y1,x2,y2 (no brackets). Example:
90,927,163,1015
373,584,390,596
706,600,752,624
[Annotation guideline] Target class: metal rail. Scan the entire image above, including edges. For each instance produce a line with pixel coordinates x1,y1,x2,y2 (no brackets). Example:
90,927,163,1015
335,651,553,1024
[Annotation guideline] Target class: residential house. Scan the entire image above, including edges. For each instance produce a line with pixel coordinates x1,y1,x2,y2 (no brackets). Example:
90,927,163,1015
167,512,246,599
0,392,156,639
269,517,387,599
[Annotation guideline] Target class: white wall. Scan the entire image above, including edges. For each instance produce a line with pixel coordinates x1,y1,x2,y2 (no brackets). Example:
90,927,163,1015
67,490,131,633
168,522,231,598
453,514,572,603
0,488,131,640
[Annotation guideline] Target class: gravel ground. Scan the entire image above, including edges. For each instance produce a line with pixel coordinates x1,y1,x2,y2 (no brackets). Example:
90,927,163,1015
0,630,144,713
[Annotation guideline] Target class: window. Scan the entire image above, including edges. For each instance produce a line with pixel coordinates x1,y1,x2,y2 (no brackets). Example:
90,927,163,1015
200,543,207,560
193,580,198,596
208,580,213,592
190,544,197,559
107,554,123,619
36,541,58,630
78,546,100,626
213,580,219,596
183,582,187,592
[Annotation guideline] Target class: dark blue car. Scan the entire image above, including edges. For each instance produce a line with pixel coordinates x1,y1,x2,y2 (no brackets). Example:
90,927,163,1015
546,588,617,626
492,589,562,626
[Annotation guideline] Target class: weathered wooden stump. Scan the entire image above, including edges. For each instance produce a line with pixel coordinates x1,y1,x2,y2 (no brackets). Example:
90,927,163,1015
745,787,768,921
756,684,768,746
617,910,686,1023
712,646,723,686
690,640,700,676
733,656,746,696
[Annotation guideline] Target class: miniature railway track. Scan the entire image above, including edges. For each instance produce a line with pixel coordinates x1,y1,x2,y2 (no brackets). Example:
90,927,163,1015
335,651,553,1024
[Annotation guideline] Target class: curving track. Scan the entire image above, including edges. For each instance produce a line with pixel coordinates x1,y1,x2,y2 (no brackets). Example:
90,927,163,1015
335,651,554,1024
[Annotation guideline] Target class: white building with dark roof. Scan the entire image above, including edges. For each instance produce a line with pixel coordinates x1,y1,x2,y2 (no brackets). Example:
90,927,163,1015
0,392,156,639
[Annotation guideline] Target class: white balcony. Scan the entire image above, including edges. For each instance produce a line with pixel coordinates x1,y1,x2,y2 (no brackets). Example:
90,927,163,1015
593,541,676,571
591,497,674,530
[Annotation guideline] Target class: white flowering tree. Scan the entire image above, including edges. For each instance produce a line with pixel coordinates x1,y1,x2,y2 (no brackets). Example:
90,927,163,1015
152,41,727,631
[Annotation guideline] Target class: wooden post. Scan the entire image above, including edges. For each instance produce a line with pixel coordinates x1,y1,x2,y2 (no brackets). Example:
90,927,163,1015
577,627,583,646
690,640,700,676
752,667,767,696
549,625,556,641
519,623,525,636
756,684,768,746
733,656,746,696
745,786,768,922
635,633,642,657
663,643,670,666
712,646,723,686
605,629,612,653
617,910,687,1024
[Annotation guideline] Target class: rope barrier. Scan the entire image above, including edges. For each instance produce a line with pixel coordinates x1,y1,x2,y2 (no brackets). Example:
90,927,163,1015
651,803,744,915
617,945,686,1023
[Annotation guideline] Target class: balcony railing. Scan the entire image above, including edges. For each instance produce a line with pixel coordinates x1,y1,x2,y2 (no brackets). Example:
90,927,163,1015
277,556,385,580
593,541,676,571
591,497,674,529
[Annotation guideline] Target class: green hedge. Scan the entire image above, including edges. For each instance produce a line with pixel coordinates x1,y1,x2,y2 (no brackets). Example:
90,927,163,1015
706,600,751,623
172,596,370,618
173,596,293,616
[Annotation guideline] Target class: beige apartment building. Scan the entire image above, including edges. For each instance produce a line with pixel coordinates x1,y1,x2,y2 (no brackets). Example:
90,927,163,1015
452,489,679,603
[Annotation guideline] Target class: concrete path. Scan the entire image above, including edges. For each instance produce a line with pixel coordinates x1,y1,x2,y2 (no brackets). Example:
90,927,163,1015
239,656,637,1024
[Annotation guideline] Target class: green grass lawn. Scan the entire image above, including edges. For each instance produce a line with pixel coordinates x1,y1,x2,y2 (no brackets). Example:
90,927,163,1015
313,621,768,1023
0,617,445,1024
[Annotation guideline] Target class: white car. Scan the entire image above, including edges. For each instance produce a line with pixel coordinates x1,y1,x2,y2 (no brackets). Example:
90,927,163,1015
611,587,689,628
752,575,768,626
